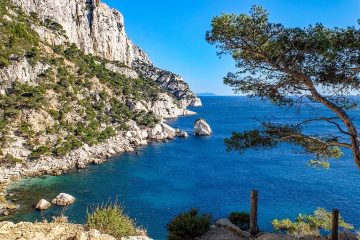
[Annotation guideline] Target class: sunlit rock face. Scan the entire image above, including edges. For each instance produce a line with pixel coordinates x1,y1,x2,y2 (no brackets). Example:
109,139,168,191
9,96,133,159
132,60,202,107
10,0,200,106
194,118,212,136
11,0,151,66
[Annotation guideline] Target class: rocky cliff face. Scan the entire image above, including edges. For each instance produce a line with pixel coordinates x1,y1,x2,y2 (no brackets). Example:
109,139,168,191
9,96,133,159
10,0,201,106
10,0,150,65
133,60,202,107
0,0,199,190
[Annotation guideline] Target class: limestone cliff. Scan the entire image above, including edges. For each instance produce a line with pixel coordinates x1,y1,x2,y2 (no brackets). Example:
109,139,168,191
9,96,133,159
9,0,201,106
133,60,202,107
0,0,198,188
10,0,150,65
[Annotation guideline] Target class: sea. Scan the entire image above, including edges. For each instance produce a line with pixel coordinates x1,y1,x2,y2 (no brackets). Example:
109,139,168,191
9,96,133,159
3,96,360,240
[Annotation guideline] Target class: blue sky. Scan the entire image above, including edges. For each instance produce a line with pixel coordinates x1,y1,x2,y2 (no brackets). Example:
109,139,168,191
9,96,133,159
103,0,360,95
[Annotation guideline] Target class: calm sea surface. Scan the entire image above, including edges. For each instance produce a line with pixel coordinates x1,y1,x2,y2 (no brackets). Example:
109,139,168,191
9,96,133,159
3,96,360,239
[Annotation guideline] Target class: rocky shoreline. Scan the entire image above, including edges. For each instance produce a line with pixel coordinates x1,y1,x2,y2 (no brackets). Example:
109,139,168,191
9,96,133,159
0,115,195,216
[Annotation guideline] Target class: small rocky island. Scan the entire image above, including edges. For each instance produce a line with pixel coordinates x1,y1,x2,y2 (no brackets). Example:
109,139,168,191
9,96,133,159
194,119,212,136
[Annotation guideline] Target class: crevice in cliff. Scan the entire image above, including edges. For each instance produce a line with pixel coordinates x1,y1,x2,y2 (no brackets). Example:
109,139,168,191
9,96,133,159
86,0,99,35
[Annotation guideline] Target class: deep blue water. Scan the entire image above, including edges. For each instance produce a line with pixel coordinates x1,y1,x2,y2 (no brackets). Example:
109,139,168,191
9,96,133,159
4,96,360,240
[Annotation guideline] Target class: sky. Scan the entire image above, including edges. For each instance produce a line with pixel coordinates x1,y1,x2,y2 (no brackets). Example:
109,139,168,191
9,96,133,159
102,0,360,96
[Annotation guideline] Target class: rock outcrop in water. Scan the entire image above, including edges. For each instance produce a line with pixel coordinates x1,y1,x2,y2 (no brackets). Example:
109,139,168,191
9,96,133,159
51,193,76,206
35,199,51,210
194,119,212,136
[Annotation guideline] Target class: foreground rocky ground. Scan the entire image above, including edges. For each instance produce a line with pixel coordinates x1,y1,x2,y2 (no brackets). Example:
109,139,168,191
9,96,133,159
0,221,152,240
199,219,358,240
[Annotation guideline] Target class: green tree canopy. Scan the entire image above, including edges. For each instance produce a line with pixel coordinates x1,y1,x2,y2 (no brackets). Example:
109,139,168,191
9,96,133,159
206,6,360,169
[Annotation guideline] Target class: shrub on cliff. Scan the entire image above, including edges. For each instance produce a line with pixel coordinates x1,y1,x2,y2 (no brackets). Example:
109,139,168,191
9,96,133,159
228,211,250,230
167,209,211,240
1,153,23,166
272,208,353,238
86,201,138,238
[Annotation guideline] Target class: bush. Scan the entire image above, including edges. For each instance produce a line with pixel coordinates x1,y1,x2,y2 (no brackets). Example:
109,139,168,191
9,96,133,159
167,209,211,240
53,135,82,156
29,145,51,159
1,153,23,165
272,208,353,238
86,201,138,239
228,211,250,230
0,56,10,67
43,18,66,36
97,127,116,142
133,110,159,128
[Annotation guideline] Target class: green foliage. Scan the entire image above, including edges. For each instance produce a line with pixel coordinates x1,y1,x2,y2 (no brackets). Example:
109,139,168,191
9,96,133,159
272,208,353,238
18,122,35,138
0,1,169,160
53,135,82,156
0,82,47,138
29,145,51,159
1,153,23,165
0,2,39,68
109,98,132,123
228,212,250,230
167,209,211,240
133,110,159,128
225,123,345,167
97,127,116,143
61,44,162,101
86,201,138,239
4,81,46,109
43,18,65,35
0,56,10,67
206,5,360,167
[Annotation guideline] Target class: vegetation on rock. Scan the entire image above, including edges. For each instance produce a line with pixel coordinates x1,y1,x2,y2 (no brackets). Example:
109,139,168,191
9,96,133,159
0,0,40,67
0,0,166,162
228,211,250,230
86,201,138,238
167,208,211,240
272,208,353,238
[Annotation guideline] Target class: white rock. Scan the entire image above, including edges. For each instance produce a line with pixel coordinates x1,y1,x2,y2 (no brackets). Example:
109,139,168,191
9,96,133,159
133,61,201,107
194,119,212,136
51,193,75,206
161,123,176,139
125,131,133,138
2,15,12,21
10,0,150,66
108,148,116,155
121,237,153,240
215,219,245,237
176,131,188,138
35,199,51,210
149,124,163,139
141,130,148,139
76,161,86,169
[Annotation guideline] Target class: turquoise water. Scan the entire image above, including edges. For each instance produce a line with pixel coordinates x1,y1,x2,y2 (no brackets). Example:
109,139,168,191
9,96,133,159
4,96,360,239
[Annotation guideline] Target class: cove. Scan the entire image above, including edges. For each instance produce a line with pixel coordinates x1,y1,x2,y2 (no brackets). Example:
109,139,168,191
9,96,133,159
4,96,360,240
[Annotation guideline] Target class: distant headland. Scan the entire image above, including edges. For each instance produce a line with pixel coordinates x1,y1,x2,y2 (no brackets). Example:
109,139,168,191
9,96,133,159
197,92,217,96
